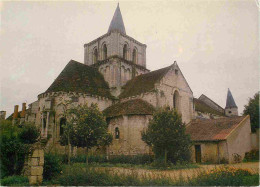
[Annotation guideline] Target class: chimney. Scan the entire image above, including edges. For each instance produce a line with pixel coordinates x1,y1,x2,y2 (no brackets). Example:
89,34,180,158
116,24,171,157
0,111,6,120
13,105,19,119
20,103,26,118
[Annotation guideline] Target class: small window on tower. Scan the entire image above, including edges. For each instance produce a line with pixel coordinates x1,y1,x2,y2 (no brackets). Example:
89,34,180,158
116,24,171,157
115,127,120,139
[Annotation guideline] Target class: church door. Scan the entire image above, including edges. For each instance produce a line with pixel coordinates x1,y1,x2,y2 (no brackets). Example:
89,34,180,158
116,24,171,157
195,145,201,163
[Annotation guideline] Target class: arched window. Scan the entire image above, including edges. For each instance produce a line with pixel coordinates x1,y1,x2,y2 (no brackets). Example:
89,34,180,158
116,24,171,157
93,48,98,64
103,44,107,60
132,48,137,64
60,118,66,136
173,90,180,110
115,127,120,139
123,44,127,60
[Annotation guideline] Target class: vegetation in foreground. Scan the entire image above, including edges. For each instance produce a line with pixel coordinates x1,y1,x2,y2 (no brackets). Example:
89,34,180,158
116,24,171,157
40,164,259,186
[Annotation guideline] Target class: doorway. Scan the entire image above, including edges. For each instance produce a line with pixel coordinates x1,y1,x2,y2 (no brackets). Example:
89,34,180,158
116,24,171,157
195,145,201,163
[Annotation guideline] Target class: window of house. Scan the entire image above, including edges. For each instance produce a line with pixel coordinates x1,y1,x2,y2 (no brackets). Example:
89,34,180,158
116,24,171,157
103,44,107,60
132,48,137,64
173,90,179,110
175,69,178,75
123,44,127,60
115,127,120,139
93,48,98,64
60,118,66,136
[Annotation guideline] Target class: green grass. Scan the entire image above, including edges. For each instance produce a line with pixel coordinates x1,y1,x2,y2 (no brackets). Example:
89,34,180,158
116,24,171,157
0,176,29,186
88,162,199,170
43,164,259,186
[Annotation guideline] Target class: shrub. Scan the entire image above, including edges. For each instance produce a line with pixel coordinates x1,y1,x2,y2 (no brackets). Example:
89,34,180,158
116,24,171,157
43,153,62,181
191,166,256,186
244,149,259,162
0,176,29,186
0,121,39,178
108,154,153,165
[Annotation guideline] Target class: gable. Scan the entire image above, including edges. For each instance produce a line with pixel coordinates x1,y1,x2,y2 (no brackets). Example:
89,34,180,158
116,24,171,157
45,60,113,98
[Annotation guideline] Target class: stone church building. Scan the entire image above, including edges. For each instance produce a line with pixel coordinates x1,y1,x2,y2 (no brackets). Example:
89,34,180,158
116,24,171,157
7,4,256,163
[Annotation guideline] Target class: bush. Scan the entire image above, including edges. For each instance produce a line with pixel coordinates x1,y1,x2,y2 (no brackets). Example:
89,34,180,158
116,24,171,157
0,176,29,186
244,149,259,162
190,166,257,186
108,154,153,165
0,121,39,178
43,153,62,181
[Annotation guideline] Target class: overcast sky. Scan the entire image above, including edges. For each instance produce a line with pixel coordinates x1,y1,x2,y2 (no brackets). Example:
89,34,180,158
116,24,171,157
0,0,259,117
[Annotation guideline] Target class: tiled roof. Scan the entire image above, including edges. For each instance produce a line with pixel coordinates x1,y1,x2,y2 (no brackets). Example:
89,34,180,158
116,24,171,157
103,99,155,118
186,116,247,141
194,98,225,116
225,88,237,108
119,65,172,98
45,60,113,98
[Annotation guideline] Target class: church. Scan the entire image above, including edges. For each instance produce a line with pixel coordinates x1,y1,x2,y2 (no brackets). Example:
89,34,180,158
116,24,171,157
7,4,255,163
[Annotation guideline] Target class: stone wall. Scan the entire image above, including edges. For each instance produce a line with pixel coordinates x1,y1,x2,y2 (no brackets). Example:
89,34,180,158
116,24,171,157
84,31,146,67
23,144,44,185
226,116,252,163
108,115,151,155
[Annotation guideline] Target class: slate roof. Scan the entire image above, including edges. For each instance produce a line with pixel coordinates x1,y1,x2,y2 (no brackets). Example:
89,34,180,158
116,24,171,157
194,98,225,116
45,60,113,98
108,3,126,35
103,99,155,118
186,116,247,141
119,65,172,98
225,88,237,108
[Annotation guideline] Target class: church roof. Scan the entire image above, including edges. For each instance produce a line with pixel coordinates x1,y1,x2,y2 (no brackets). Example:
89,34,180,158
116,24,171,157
186,116,248,141
194,98,225,116
103,99,155,118
119,65,172,98
225,88,237,108
108,3,126,34
45,60,113,98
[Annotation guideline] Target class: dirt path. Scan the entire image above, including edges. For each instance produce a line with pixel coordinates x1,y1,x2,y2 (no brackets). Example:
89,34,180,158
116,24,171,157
97,162,259,180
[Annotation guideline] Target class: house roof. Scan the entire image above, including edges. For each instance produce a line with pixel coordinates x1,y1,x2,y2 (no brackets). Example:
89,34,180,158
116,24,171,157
198,94,224,111
103,99,155,118
108,3,126,35
119,65,172,98
225,88,237,108
45,60,113,98
6,111,22,121
194,98,225,116
186,116,247,142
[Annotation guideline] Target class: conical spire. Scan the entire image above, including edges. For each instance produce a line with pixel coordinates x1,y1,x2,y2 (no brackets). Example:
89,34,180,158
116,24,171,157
225,88,237,108
108,3,126,34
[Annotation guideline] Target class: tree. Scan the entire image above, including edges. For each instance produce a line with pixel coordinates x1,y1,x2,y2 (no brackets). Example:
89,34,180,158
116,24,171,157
60,103,112,165
243,92,259,132
0,121,40,178
142,107,192,165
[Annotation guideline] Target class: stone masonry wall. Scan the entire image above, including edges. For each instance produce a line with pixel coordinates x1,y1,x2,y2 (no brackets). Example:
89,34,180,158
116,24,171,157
23,144,44,185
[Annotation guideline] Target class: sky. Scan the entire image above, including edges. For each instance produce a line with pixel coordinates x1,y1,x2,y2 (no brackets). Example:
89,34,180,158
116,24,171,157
0,0,259,117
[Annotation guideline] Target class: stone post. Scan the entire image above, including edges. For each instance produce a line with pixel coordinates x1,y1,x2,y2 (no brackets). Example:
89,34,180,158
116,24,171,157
23,143,44,185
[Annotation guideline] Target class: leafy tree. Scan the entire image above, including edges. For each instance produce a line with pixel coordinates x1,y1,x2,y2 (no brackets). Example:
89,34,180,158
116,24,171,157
0,120,40,178
60,103,112,165
243,92,259,132
142,107,192,165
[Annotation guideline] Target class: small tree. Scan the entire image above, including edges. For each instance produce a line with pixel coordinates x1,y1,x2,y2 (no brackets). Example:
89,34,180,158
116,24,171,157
243,92,259,132
142,107,191,165
60,103,112,165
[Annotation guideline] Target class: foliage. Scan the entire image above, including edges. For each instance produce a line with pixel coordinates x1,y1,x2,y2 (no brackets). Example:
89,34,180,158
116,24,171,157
51,164,258,186
108,154,153,165
243,92,259,132
60,103,112,164
43,153,63,181
142,107,192,165
190,166,258,186
0,120,40,178
0,175,29,186
243,149,259,162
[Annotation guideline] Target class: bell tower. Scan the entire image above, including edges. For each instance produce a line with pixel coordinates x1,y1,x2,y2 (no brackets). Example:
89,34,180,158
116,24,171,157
83,3,149,97
225,88,238,117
